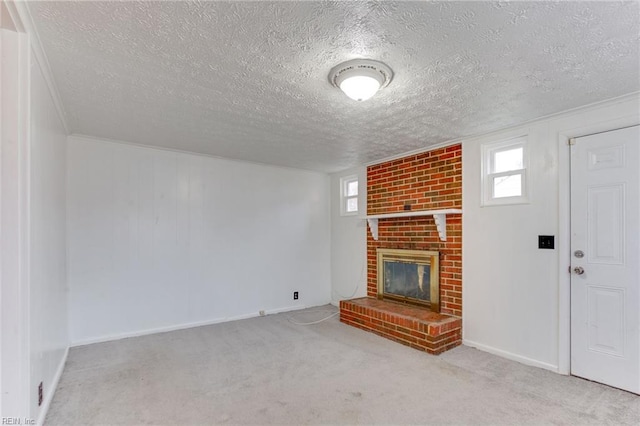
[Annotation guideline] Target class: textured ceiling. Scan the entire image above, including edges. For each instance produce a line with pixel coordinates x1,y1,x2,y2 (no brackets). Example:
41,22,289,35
29,1,640,172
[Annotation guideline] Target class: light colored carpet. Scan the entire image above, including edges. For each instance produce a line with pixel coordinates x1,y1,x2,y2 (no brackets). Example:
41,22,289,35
46,305,639,425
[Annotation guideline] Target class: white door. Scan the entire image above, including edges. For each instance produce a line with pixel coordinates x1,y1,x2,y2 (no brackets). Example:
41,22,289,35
570,125,640,394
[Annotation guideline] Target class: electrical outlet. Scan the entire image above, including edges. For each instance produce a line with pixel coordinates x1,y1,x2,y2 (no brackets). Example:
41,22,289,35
38,382,43,406
293,291,299,300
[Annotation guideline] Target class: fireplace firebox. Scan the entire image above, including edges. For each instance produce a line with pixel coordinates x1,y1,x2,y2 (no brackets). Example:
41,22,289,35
377,248,440,312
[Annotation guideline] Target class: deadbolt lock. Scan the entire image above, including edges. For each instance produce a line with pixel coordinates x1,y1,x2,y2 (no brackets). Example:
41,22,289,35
574,250,584,258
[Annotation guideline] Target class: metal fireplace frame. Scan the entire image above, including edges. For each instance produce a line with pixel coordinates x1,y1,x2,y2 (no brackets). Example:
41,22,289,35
376,248,440,312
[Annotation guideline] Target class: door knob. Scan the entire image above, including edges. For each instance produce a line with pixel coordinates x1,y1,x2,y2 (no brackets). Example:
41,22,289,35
573,266,585,275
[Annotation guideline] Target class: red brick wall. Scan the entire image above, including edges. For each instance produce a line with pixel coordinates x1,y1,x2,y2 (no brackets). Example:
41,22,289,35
368,145,462,214
366,144,462,317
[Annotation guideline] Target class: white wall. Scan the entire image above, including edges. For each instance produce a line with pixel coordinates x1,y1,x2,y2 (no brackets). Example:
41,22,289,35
462,94,640,371
1,4,69,423
330,167,367,304
0,22,30,419
29,49,69,420
67,136,331,344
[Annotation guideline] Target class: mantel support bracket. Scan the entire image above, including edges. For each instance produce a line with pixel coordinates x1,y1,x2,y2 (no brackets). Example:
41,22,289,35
367,218,379,240
366,214,449,242
433,214,446,241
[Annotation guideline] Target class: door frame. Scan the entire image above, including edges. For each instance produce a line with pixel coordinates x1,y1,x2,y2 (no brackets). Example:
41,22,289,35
557,111,640,375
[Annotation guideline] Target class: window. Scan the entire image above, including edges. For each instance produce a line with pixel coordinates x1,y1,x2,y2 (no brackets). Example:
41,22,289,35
481,136,528,206
340,175,359,215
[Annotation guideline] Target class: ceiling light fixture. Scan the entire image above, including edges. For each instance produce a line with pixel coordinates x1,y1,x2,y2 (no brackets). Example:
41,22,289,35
329,59,393,102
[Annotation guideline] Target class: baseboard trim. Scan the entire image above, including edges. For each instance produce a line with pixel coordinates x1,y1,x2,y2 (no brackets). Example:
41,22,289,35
71,305,311,347
36,346,69,426
463,339,559,373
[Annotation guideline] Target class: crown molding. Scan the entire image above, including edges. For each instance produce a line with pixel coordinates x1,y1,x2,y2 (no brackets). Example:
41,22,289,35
364,139,461,168
9,0,69,134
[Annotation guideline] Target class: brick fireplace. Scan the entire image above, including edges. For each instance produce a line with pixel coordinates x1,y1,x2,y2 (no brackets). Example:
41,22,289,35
340,144,462,354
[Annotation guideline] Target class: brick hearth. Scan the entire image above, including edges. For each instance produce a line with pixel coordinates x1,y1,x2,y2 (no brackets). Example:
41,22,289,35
340,298,462,355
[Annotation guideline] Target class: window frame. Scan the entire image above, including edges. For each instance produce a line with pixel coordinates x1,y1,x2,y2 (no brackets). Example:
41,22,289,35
481,135,529,206
340,175,359,216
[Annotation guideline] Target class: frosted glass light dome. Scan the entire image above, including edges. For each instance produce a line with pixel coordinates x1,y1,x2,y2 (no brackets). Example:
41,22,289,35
339,75,382,102
329,59,393,102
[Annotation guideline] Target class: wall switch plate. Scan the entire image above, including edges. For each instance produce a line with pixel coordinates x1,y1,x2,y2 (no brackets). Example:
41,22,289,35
293,291,299,300
538,235,555,249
